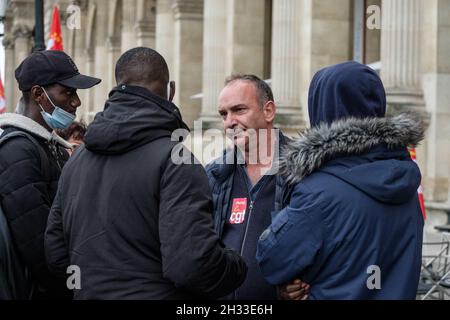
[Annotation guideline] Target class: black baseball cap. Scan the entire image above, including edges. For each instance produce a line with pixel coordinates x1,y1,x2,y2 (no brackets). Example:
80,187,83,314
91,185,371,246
15,50,101,91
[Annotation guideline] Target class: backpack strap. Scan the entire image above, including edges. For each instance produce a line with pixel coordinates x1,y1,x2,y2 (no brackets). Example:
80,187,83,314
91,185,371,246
0,131,51,181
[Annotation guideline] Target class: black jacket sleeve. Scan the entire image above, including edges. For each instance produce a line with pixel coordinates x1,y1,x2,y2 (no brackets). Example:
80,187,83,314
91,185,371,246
45,177,70,277
0,137,69,298
159,149,247,299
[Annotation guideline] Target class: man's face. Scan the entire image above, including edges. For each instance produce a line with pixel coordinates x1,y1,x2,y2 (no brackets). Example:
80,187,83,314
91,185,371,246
218,80,272,149
37,83,81,116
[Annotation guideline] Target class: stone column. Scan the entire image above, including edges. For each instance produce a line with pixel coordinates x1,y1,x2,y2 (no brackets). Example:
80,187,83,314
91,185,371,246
419,0,450,205
83,2,97,122
12,25,33,68
106,37,121,91
11,0,34,62
135,0,156,47
380,0,426,114
71,0,89,121
2,9,16,113
3,36,16,113
73,30,89,121
84,52,96,122
365,0,382,64
225,0,267,77
107,0,122,90
270,0,305,134
93,0,109,114
155,0,175,73
121,0,138,52
172,0,204,128
198,0,227,129
270,0,352,134
199,0,269,130
12,24,33,108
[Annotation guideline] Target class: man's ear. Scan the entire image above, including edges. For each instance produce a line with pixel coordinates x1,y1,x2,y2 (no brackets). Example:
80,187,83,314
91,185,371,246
263,101,276,123
169,81,175,102
30,86,45,105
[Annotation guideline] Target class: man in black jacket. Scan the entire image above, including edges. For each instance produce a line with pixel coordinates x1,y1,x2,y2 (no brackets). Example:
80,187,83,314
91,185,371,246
0,50,101,299
205,75,307,300
45,47,247,300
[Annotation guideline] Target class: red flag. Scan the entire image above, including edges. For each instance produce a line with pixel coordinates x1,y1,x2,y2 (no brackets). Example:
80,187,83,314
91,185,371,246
46,6,64,51
409,147,427,220
0,75,6,114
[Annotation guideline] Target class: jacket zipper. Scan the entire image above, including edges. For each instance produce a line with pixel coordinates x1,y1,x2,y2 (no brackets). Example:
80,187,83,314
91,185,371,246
234,199,254,300
240,200,254,256
48,141,62,170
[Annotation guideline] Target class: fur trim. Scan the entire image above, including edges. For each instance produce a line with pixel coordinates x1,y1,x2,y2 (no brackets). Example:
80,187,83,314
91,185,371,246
280,112,425,185
0,113,73,149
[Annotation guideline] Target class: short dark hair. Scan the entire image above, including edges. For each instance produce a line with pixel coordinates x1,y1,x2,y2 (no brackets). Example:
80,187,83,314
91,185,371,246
56,120,87,142
115,47,169,85
225,74,274,107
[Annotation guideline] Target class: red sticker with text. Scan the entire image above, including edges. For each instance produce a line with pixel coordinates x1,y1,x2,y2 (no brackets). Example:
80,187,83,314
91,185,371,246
229,198,247,225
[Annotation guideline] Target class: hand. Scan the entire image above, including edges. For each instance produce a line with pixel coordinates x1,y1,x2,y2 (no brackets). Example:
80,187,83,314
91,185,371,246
278,279,310,300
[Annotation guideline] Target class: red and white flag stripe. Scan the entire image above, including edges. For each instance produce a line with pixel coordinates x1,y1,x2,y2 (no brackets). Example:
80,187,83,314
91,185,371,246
0,74,6,114
409,148,426,220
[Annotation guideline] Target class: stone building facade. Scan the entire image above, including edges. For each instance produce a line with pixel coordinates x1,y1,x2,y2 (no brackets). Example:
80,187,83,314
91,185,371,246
2,0,450,233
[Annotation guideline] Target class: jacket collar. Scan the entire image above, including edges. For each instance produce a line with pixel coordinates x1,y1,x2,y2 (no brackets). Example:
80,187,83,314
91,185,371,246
280,112,425,185
110,84,189,131
0,113,72,149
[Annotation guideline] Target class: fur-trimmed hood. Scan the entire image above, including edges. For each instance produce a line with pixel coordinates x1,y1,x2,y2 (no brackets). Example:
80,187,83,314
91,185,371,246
0,112,72,149
280,112,425,186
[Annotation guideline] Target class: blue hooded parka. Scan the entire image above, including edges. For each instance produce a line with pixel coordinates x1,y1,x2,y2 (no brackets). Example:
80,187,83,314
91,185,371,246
256,61,425,300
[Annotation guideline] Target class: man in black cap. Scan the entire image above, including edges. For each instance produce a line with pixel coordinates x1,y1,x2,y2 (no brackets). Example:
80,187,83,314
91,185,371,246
0,50,100,299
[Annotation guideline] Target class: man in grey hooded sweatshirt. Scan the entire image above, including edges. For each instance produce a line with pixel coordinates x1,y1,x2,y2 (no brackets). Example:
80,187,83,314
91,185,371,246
0,50,100,299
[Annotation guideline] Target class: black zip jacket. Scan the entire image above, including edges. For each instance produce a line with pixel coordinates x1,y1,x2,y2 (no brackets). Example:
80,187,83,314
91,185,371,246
44,85,247,299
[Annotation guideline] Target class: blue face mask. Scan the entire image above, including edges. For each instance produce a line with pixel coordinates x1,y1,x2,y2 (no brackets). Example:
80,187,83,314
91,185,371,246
39,87,76,130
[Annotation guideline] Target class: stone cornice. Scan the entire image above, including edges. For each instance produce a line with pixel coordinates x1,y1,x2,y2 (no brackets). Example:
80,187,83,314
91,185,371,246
71,0,89,12
135,19,156,38
172,0,203,21
2,36,15,50
10,0,35,20
12,24,33,39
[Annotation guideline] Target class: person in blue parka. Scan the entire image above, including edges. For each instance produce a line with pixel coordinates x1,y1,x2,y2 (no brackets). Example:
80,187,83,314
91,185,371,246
256,61,425,300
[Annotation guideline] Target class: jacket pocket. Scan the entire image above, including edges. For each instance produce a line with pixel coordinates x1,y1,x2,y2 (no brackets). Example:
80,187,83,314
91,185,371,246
257,210,290,258
271,211,289,233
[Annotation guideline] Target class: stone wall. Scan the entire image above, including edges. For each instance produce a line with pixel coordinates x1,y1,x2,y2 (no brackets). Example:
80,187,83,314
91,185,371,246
3,0,450,227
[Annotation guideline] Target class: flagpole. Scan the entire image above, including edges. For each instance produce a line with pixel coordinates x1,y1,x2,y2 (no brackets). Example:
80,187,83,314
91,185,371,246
34,0,45,51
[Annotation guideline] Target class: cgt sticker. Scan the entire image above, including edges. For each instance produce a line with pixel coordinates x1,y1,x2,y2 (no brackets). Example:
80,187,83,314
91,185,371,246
229,198,247,225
